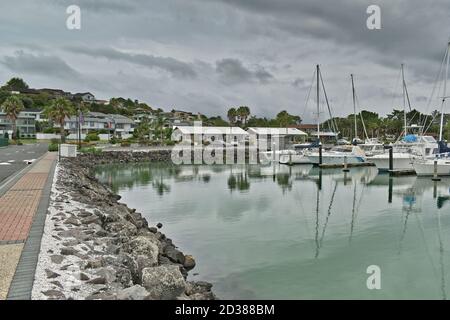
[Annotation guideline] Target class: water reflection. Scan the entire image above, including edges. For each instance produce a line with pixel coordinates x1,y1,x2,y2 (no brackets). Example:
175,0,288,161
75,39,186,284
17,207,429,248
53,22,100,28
95,162,450,299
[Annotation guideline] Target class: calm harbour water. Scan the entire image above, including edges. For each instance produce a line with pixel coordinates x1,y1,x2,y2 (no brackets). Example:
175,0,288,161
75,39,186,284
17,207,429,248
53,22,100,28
95,163,450,299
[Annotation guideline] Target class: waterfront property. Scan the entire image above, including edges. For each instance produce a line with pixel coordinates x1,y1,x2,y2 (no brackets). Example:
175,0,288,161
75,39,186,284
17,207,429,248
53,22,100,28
58,111,135,139
0,109,38,138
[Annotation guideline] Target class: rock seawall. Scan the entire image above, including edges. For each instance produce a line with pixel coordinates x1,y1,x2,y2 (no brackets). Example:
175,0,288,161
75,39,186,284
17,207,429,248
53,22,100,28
32,151,215,300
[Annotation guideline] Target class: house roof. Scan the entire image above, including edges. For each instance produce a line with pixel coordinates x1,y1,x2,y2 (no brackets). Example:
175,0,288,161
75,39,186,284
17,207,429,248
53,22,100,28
246,127,307,136
311,131,338,137
65,112,133,124
173,126,248,135
74,92,94,97
107,114,134,124
290,124,317,130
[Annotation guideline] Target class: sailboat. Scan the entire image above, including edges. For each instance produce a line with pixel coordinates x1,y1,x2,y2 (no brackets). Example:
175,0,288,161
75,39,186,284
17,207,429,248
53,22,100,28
413,42,450,176
307,71,367,165
368,64,438,171
280,64,337,165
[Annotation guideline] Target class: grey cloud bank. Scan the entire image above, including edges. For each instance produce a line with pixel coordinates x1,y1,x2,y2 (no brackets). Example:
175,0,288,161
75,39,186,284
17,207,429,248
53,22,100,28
1,0,450,122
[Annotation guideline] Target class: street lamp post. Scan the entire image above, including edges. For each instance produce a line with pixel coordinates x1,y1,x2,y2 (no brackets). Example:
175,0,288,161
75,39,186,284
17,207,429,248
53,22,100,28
77,105,82,149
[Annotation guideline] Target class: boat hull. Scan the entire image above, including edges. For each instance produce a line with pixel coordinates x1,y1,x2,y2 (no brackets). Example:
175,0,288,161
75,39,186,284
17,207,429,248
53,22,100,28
307,154,366,165
367,154,414,171
259,150,297,164
413,160,450,176
279,154,311,164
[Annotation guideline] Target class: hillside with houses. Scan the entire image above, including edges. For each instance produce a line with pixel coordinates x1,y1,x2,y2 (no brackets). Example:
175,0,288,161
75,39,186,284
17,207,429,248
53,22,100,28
1,77,449,150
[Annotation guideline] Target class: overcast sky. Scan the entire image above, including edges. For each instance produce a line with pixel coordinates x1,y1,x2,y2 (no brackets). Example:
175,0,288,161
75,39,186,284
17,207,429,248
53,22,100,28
1,0,450,122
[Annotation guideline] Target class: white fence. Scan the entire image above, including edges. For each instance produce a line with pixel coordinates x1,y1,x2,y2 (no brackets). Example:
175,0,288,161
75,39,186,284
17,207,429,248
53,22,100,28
36,133,61,140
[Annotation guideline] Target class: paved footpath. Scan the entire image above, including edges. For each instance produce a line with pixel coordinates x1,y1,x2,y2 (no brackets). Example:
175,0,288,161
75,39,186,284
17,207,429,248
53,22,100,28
0,152,57,300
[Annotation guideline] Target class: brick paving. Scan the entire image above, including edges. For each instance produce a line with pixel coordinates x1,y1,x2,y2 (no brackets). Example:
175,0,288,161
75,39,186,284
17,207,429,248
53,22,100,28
0,152,56,299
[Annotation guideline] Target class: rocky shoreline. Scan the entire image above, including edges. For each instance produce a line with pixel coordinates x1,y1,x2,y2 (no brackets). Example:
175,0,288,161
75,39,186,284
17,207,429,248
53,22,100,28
32,151,215,300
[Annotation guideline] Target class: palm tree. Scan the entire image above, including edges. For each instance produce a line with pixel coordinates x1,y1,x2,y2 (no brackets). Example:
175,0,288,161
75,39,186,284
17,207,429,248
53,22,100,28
237,106,250,125
152,115,167,143
43,98,75,143
227,108,237,125
1,96,24,140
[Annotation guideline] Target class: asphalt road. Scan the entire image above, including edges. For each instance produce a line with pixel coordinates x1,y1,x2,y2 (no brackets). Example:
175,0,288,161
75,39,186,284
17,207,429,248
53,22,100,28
0,143,49,185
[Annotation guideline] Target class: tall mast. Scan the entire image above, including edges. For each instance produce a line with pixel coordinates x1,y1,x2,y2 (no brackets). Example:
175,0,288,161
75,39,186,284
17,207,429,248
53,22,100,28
351,74,357,140
439,43,450,142
316,64,320,139
401,64,407,138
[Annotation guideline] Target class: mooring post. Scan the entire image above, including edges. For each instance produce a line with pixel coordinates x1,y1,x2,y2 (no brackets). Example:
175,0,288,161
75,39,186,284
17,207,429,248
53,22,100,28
319,145,323,166
388,177,393,203
389,147,394,176
343,155,349,172
289,153,292,166
272,142,276,162
432,160,441,181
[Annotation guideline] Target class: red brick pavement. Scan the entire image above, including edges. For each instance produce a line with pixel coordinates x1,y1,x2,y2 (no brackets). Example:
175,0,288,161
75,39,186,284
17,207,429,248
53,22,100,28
0,153,56,241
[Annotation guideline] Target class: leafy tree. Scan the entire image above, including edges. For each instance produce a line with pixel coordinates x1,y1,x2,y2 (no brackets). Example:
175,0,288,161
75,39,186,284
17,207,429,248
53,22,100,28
1,95,24,140
236,106,250,125
152,115,167,143
134,118,151,140
275,110,301,127
227,107,237,125
43,98,75,143
246,116,271,127
208,116,229,127
2,78,29,91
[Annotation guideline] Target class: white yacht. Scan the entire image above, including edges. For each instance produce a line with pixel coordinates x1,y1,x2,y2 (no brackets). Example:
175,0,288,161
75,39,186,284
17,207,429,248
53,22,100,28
412,43,450,176
279,143,317,165
414,154,450,176
307,145,367,165
359,139,385,157
367,135,438,171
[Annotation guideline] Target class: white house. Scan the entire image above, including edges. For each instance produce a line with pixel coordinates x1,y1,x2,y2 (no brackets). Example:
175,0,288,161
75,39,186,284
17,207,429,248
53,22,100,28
59,112,134,138
172,126,248,145
246,127,307,149
0,110,37,138
74,92,96,103
107,114,135,138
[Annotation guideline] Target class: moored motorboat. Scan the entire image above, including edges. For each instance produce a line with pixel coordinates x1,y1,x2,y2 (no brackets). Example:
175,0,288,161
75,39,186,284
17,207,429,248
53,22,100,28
413,154,450,176
307,145,367,164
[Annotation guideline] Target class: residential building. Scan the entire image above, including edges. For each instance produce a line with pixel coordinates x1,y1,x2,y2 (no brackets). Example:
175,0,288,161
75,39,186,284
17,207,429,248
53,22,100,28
107,114,135,138
171,109,202,121
290,124,317,135
74,92,96,103
94,99,109,105
172,126,248,145
134,113,156,124
246,127,308,150
0,109,37,138
60,112,134,138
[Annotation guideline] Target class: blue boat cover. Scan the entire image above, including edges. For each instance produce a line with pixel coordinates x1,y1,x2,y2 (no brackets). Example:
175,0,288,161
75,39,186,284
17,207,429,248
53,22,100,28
403,134,418,143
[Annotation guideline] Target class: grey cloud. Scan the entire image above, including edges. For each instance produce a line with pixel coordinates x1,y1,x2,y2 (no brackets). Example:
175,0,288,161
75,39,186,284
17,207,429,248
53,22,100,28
1,51,80,80
292,77,305,87
214,0,450,80
216,58,273,84
66,46,197,79
46,0,138,13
